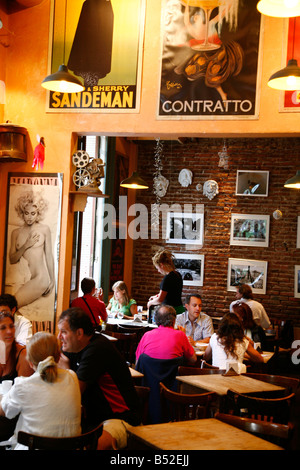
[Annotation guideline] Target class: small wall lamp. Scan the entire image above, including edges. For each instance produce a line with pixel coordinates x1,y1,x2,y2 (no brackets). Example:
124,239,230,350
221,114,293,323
120,171,149,189
284,170,300,188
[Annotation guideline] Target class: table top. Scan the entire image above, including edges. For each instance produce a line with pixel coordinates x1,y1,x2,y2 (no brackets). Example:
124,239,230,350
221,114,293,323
127,418,283,450
106,318,157,328
129,367,144,378
177,373,284,396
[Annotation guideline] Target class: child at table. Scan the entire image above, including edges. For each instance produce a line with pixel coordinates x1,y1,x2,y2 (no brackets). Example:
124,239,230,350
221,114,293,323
106,281,137,320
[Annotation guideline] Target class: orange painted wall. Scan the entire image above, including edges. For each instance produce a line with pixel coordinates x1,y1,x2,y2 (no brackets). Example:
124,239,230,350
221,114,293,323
0,0,300,323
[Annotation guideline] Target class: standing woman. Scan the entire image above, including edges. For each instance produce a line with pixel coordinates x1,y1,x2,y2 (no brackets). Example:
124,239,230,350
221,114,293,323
147,249,184,314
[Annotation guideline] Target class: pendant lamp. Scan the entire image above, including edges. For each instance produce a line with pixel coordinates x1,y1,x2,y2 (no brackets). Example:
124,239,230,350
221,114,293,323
284,170,300,188
257,0,300,17
268,16,300,90
120,172,149,189
41,0,84,93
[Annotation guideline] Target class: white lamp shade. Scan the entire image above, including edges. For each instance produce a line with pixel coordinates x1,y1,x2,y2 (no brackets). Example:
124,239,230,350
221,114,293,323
257,0,300,17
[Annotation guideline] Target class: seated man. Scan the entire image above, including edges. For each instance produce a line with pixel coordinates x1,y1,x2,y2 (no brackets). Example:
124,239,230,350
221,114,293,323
229,284,271,329
58,307,141,450
0,293,32,346
71,277,107,328
135,304,197,363
175,294,214,345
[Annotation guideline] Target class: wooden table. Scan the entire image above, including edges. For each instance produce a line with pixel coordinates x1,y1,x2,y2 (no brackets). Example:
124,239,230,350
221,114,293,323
177,373,284,396
127,418,283,450
106,318,157,328
129,367,144,378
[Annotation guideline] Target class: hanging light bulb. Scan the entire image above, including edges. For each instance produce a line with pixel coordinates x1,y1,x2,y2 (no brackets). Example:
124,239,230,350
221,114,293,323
257,0,300,17
268,16,300,90
41,0,84,93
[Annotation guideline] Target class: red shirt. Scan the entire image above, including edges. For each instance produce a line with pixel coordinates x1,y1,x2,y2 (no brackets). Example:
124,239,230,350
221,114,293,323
71,295,107,326
135,326,195,362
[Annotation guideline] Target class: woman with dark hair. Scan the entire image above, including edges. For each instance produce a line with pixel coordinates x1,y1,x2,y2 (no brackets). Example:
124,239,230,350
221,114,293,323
231,301,267,349
203,313,264,370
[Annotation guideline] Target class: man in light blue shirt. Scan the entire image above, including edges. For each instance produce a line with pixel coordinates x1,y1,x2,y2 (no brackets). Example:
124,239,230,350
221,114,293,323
175,294,214,345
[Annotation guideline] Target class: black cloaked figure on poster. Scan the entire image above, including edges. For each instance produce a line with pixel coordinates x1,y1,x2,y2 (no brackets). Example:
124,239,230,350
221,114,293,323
67,0,114,87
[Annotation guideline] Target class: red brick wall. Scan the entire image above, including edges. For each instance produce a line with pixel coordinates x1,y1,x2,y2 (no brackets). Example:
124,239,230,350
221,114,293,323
131,138,300,326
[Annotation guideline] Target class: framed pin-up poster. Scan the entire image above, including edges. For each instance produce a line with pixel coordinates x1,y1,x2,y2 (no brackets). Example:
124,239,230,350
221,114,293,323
3,173,63,333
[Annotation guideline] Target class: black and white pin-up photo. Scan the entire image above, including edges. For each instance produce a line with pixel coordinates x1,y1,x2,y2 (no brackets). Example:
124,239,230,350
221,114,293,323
3,173,63,331
173,253,204,286
166,212,204,245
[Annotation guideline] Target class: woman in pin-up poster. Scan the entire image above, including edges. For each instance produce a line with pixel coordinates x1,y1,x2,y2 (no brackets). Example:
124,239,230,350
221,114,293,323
4,176,61,325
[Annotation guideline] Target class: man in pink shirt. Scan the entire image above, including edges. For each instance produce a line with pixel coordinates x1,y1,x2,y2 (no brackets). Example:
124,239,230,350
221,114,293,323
135,305,197,363
71,277,107,328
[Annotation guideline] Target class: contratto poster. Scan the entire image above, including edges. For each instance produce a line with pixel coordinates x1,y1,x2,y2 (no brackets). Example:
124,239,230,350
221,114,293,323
158,0,263,119
281,16,300,112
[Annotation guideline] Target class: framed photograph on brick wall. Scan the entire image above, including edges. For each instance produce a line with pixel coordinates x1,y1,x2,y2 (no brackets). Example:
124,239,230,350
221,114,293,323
297,216,300,248
230,214,270,247
295,266,300,298
173,253,204,287
166,212,204,245
236,170,269,197
227,258,268,294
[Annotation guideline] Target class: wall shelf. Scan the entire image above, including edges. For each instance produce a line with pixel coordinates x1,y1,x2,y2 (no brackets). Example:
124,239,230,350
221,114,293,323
69,190,109,212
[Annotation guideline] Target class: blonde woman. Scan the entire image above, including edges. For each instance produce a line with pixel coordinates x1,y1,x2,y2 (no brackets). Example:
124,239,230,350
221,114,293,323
147,249,184,314
107,281,137,320
0,332,81,449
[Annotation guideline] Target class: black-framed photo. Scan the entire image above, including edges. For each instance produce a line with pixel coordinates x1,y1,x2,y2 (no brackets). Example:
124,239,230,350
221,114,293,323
230,213,270,247
236,170,269,197
166,212,204,245
3,173,63,333
173,253,204,287
227,258,267,294
297,216,300,249
295,265,300,298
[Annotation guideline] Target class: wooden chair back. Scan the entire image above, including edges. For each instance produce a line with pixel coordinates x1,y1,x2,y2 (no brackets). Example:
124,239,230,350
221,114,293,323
17,423,103,450
104,330,137,365
134,385,150,425
160,382,216,423
242,372,300,396
215,412,292,449
178,366,225,376
226,389,295,424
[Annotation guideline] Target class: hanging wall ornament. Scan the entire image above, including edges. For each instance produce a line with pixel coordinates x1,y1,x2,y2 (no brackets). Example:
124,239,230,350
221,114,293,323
218,140,229,169
203,180,219,200
152,139,169,231
178,168,193,187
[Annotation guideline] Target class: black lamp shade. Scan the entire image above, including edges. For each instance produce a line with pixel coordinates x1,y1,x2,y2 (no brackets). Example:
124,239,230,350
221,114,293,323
268,59,300,90
41,64,85,93
120,171,149,189
284,170,300,188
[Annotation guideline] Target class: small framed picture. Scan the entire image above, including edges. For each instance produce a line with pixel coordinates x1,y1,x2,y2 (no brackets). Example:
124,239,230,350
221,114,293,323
295,265,300,298
173,253,204,287
166,212,204,245
227,258,268,294
236,170,269,197
297,216,300,248
230,213,270,247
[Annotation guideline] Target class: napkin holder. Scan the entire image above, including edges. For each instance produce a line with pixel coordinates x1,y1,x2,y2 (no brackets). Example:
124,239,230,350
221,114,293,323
133,314,143,323
222,360,240,376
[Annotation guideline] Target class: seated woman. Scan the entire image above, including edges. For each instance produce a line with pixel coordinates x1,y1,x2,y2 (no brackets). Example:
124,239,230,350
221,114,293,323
203,313,264,372
106,281,137,320
0,332,82,450
0,310,34,442
231,301,267,350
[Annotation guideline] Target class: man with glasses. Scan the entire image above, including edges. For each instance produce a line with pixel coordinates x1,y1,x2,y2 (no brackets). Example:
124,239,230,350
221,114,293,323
0,294,32,346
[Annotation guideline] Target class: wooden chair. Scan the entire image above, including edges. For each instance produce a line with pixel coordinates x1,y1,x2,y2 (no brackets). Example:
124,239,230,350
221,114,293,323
134,385,150,424
17,423,103,450
117,324,146,344
226,389,295,425
178,366,225,376
215,412,292,449
104,330,137,366
242,372,300,396
200,359,220,369
160,382,216,422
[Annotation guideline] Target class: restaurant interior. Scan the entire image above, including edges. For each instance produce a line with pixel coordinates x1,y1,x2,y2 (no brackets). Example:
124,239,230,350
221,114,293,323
0,0,300,452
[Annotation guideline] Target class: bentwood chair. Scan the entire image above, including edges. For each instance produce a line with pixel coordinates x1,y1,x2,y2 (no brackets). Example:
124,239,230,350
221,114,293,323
215,412,292,449
104,330,137,366
178,366,225,376
242,372,300,397
159,382,216,422
134,385,150,425
17,423,103,450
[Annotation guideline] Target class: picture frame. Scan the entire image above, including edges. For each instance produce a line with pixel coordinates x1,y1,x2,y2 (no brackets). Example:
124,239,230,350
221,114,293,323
295,265,300,298
166,212,204,245
173,253,204,287
235,170,269,197
227,258,268,294
297,216,300,249
3,173,63,333
230,213,270,247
